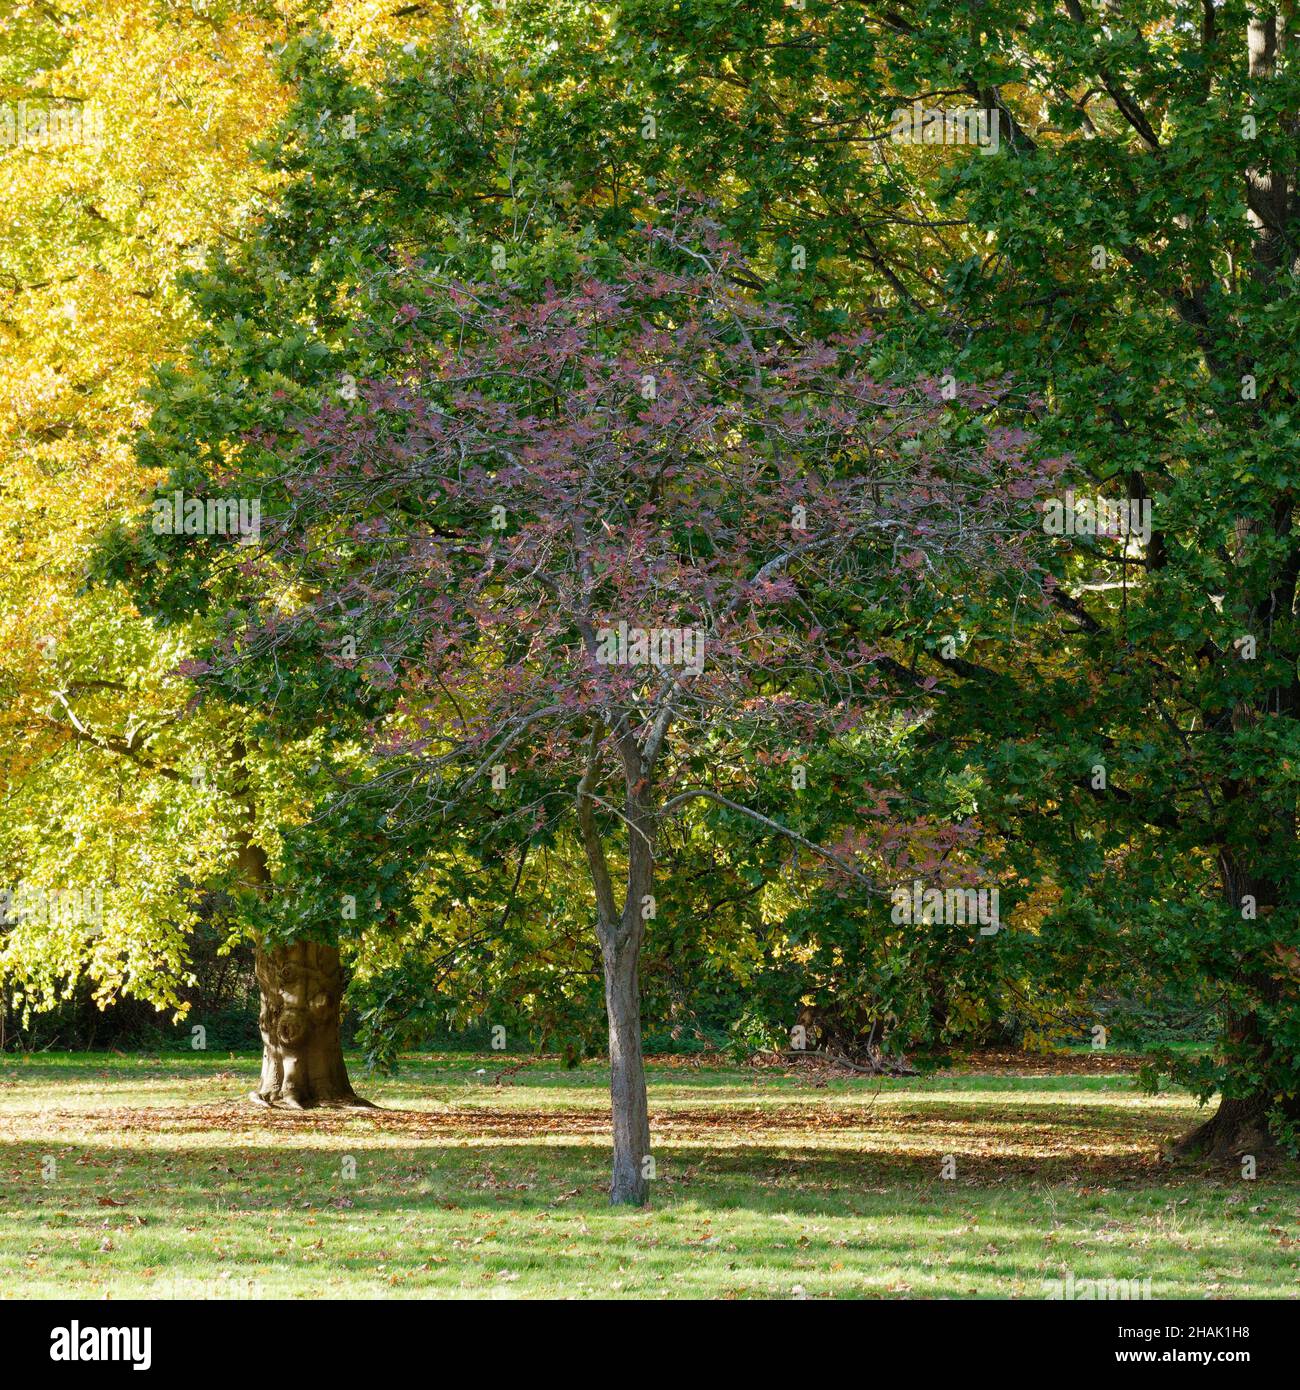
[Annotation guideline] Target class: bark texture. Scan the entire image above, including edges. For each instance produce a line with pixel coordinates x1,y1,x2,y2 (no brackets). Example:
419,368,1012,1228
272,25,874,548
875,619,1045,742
231,745,370,1111
250,940,372,1109
1174,1095,1278,1165
603,929,651,1204
578,732,654,1205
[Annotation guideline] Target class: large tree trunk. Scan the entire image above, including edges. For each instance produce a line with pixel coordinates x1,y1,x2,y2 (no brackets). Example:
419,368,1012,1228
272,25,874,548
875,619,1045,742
250,940,372,1109
1176,855,1291,1161
1174,987,1300,1163
232,748,370,1110
1175,1095,1278,1164
602,928,651,1205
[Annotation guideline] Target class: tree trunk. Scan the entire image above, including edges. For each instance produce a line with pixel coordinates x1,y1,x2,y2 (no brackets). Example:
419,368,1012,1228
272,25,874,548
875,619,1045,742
1175,855,1290,1161
1170,9,1300,1166
231,748,370,1110
1174,1094,1278,1164
250,940,372,1109
1173,996,1300,1164
602,928,651,1205
576,729,656,1204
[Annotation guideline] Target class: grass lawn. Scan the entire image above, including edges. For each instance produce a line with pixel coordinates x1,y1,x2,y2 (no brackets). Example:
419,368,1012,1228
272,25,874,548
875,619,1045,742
1,1051,1297,1299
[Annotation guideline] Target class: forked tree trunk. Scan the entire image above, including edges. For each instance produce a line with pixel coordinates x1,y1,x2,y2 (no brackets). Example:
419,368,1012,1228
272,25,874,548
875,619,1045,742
250,940,372,1109
603,928,651,1205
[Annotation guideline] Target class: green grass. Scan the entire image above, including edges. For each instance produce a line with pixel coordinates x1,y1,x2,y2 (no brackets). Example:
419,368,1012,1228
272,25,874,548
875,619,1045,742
1,1051,1297,1298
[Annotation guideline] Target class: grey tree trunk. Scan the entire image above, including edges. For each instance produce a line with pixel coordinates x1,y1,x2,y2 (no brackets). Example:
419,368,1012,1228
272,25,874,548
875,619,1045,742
602,926,651,1204
578,731,656,1205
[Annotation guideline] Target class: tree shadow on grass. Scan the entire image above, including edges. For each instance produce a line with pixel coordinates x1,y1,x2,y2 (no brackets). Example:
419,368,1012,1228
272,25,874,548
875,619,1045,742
0,1112,1273,1208
4,1134,1295,1299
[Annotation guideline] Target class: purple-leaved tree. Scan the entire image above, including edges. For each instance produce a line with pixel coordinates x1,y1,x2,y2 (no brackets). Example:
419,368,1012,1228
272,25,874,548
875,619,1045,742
218,217,1048,1203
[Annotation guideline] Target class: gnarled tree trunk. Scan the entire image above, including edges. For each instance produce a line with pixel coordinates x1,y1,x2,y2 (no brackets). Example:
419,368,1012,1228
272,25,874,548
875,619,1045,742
231,746,370,1111
251,939,371,1109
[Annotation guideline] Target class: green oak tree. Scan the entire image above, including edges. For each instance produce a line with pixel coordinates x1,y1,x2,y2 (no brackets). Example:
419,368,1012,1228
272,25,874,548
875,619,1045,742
601,0,1300,1157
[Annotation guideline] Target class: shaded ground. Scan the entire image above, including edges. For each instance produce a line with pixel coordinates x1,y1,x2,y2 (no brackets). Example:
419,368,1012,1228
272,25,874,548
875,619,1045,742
944,1048,1154,1075
1,1052,1297,1298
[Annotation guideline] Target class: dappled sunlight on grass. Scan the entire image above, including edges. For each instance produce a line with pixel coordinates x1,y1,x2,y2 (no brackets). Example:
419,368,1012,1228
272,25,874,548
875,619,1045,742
1,1053,1297,1298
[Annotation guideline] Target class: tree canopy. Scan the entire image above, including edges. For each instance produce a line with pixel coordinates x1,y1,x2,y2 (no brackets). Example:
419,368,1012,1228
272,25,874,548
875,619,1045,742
6,0,1300,1199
